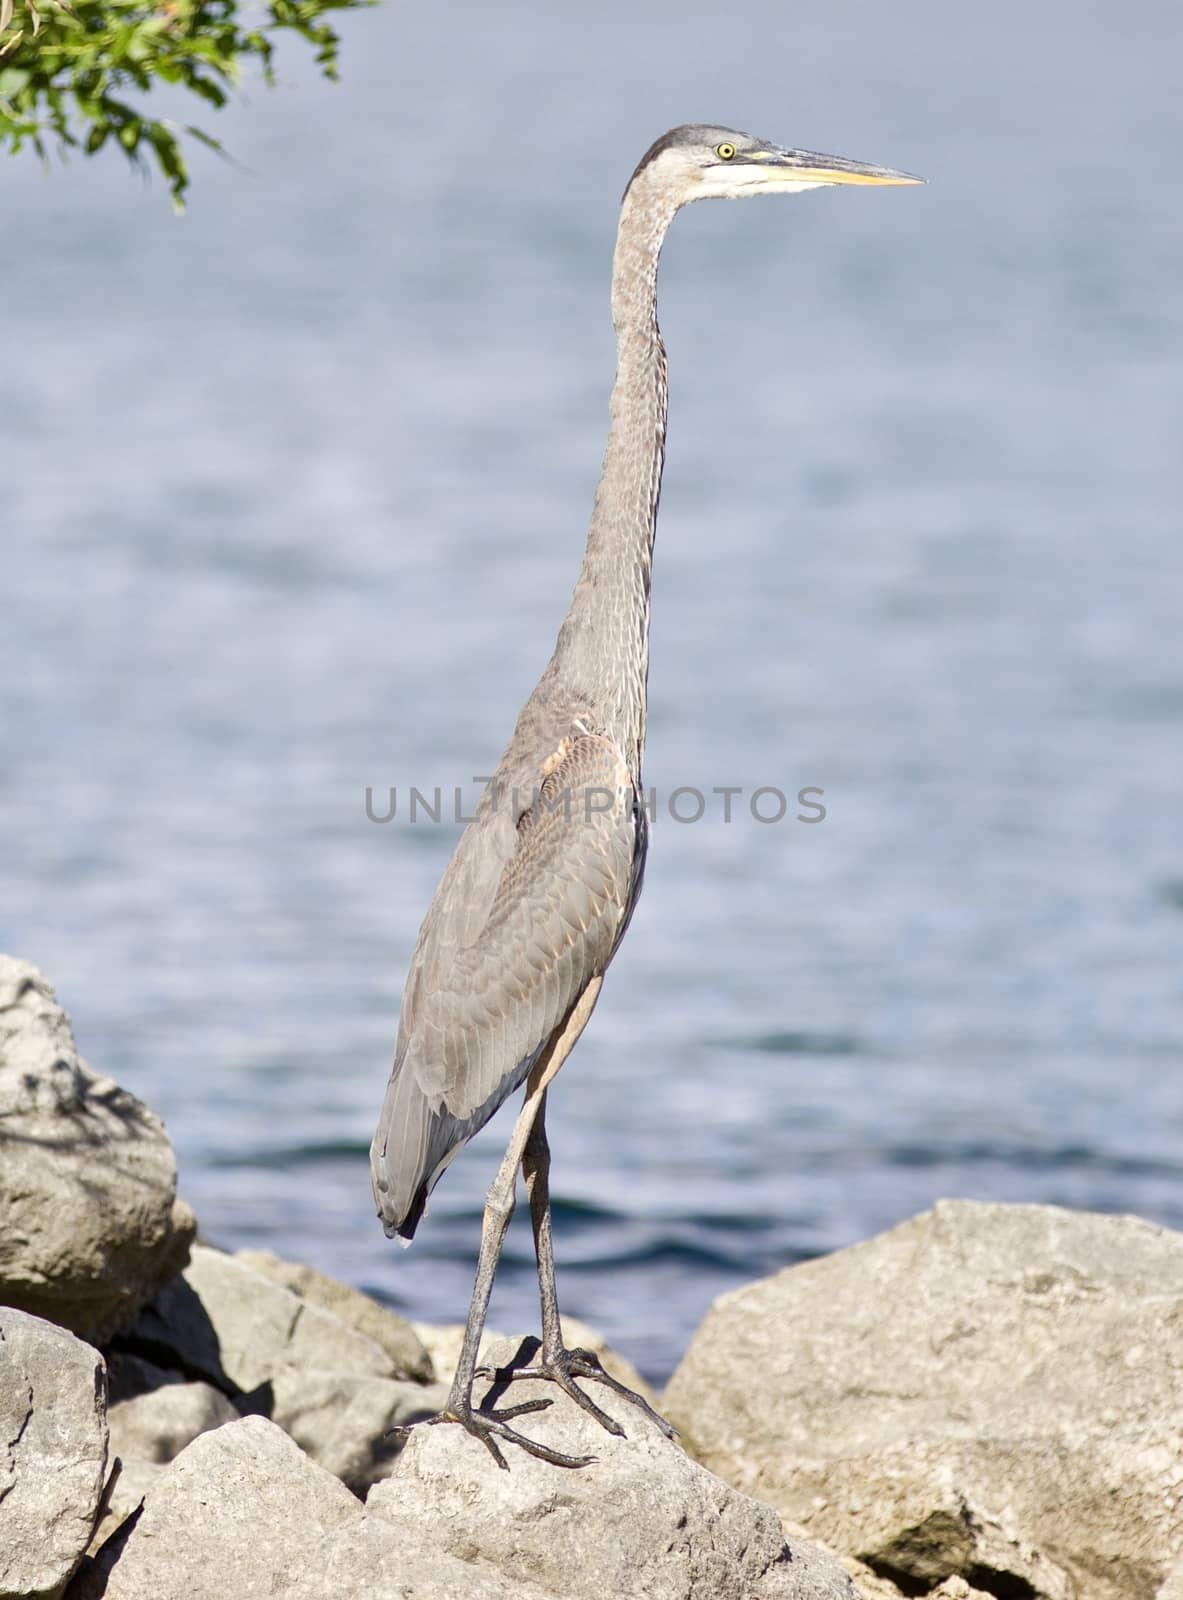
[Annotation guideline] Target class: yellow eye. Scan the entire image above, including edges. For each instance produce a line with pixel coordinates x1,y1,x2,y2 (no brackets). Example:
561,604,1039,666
716,143,735,161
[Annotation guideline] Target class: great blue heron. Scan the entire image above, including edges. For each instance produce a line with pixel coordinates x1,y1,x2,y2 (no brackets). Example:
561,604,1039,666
371,124,921,1468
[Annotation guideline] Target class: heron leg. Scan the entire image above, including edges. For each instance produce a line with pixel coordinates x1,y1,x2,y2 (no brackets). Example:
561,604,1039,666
427,1082,593,1470
398,978,607,1470
477,1089,678,1444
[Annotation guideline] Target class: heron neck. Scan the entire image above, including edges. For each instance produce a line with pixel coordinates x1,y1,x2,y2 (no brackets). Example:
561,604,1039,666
548,180,676,772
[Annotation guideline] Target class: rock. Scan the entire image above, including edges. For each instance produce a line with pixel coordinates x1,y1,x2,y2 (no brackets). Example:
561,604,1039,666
663,1200,1183,1600
0,1306,108,1600
0,957,195,1343
366,1335,860,1600
802,1450,1072,1600
237,1364,450,1494
72,1416,548,1600
831,1560,906,1600
108,1375,239,1465
128,1243,397,1394
92,1371,236,1543
104,1352,186,1405
832,1560,911,1600
127,1247,443,1496
236,1247,433,1382
87,1459,165,1561
413,1313,660,1413
837,1560,993,1600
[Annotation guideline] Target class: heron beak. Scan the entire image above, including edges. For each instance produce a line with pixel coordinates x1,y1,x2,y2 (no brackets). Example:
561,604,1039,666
757,148,925,186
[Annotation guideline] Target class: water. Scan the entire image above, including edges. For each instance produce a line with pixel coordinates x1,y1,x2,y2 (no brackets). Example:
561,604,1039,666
3,0,1182,1383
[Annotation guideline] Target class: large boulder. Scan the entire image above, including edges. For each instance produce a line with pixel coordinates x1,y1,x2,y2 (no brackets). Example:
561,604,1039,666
237,1364,450,1494
663,1200,1183,1600
0,956,195,1342
108,1370,238,1464
89,1362,240,1550
128,1243,397,1393
70,1415,550,1600
126,1244,444,1495
365,1336,861,1600
0,1307,108,1600
237,1248,434,1382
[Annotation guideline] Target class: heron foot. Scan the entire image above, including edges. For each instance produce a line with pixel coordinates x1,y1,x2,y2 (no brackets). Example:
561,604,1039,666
477,1341,677,1443
390,1393,596,1472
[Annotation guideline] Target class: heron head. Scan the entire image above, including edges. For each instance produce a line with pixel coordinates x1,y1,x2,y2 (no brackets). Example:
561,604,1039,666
627,125,924,205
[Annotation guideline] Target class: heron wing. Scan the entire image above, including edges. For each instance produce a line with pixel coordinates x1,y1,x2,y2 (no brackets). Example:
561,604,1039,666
370,728,644,1238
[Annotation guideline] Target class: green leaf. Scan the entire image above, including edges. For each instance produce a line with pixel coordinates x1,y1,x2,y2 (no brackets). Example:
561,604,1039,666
0,0,374,208
185,123,224,154
187,73,227,108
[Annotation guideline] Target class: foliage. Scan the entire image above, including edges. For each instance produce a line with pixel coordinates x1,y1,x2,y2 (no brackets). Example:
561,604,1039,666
0,0,369,209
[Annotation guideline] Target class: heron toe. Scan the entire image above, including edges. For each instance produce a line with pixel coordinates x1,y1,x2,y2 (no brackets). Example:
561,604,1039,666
477,1342,678,1442
392,1394,596,1471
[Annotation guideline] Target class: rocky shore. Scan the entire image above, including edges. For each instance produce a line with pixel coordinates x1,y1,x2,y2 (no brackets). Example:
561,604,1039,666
2,953,1180,1600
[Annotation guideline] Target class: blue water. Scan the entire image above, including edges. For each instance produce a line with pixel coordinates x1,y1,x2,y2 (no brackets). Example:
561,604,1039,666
4,0,1182,1381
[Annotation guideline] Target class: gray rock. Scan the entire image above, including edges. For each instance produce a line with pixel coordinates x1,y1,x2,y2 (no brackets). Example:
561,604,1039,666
663,1200,1183,1600
848,1580,992,1600
72,1416,549,1600
104,1352,185,1405
366,1336,860,1600
87,1459,165,1561
0,1306,108,1600
130,1243,397,1394
90,1372,236,1545
808,1542,994,1600
238,1363,450,1493
109,1376,238,1465
0,957,195,1343
129,1247,446,1496
237,1248,434,1382
801,1448,1073,1600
